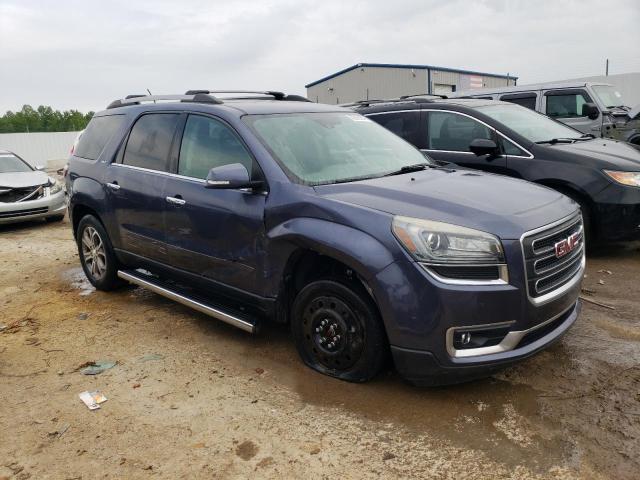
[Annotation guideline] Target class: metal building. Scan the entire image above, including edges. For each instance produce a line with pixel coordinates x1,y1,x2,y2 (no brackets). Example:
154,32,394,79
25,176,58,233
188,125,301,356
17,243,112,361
305,63,517,104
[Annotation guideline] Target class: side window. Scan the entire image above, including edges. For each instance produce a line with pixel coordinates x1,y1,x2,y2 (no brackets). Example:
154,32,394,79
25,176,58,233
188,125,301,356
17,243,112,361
500,94,537,110
500,137,526,156
178,115,253,179
546,91,591,119
75,115,125,160
369,111,420,146
123,114,179,172
427,111,494,152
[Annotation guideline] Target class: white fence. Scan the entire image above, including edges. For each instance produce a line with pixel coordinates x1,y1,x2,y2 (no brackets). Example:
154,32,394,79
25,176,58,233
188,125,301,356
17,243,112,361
0,131,80,170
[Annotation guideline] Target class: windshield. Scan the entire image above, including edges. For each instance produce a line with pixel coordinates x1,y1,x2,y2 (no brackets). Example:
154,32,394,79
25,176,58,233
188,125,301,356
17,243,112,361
476,103,583,143
244,112,430,185
592,85,626,109
0,153,33,174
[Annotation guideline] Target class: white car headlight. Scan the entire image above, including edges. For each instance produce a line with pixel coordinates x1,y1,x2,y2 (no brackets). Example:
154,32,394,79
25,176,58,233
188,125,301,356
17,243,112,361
392,216,504,264
48,177,63,194
603,170,640,187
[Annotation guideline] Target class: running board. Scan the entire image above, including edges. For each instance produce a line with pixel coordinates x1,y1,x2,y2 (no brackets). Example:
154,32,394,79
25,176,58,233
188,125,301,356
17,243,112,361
117,270,256,333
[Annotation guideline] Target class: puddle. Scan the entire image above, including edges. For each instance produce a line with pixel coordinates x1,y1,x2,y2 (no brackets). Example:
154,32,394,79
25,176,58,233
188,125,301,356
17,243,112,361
60,267,95,296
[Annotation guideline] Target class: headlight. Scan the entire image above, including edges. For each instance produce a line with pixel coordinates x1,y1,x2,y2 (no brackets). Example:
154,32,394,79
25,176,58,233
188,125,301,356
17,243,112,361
603,170,640,187
48,177,63,194
392,216,504,264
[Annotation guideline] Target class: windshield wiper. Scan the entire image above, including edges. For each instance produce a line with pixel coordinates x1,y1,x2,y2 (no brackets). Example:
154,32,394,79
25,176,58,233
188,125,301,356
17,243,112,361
536,138,580,145
384,162,432,177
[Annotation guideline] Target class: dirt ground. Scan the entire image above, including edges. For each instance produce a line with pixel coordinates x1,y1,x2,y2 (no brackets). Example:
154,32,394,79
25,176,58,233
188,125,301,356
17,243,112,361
1,218,638,480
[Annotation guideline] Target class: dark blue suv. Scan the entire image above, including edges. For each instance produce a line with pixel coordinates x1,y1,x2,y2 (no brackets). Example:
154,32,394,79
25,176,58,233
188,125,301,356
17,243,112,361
67,91,584,385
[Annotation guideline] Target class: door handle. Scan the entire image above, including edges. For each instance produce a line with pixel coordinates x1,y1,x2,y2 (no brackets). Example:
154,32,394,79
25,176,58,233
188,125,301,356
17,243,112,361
106,182,120,191
166,196,186,206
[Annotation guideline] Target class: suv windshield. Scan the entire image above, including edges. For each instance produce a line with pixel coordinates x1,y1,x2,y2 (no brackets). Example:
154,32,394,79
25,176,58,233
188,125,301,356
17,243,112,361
476,104,584,144
245,112,430,185
592,85,626,109
0,153,33,174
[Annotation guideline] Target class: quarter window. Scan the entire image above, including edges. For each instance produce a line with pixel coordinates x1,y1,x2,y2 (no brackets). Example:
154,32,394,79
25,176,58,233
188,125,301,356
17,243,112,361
546,92,591,119
178,115,253,179
427,111,494,152
123,114,179,172
75,115,125,160
500,137,526,156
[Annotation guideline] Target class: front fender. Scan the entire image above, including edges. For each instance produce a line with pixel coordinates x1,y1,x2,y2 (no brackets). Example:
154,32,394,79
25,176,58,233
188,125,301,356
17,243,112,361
267,218,397,281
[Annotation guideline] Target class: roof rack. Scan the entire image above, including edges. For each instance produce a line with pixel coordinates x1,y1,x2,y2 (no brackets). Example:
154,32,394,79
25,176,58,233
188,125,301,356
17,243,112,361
107,93,222,109
343,96,443,108
184,90,311,102
400,93,448,99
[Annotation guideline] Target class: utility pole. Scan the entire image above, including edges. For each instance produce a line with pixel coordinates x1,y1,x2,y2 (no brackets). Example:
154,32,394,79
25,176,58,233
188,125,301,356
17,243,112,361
605,59,609,76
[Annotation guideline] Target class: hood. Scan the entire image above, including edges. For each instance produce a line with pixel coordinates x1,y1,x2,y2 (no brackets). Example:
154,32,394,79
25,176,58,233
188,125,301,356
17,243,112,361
548,138,640,171
0,171,50,189
314,168,577,240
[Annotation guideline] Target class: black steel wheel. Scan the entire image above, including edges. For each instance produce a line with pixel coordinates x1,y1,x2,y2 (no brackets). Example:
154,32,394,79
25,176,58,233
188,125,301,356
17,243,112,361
291,279,387,382
76,215,122,291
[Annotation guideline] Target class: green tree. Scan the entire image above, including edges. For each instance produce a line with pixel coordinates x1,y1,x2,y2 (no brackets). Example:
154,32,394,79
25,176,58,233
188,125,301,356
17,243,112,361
0,105,94,133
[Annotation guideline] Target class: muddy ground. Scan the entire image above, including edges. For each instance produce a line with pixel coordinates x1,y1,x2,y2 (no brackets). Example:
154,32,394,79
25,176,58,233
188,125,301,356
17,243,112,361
0,218,638,479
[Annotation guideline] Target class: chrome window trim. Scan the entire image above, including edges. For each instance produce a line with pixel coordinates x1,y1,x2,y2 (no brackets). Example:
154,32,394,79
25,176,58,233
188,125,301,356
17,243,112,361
445,302,575,358
364,110,421,116
520,212,585,306
110,163,266,194
496,131,534,159
420,263,509,286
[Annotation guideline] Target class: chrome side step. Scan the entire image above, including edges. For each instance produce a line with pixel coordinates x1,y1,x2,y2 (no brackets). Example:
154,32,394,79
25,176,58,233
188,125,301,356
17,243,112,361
117,270,256,333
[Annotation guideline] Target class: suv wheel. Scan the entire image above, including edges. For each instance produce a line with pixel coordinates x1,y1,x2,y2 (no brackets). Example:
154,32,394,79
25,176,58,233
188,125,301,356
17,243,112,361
77,215,121,291
291,279,387,382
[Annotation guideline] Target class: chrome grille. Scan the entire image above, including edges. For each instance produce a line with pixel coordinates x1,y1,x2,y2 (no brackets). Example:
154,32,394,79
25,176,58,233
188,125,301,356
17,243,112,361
522,215,584,298
0,185,45,203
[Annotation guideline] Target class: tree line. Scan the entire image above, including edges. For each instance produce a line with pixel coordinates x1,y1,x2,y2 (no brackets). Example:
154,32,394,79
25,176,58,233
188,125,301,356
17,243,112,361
0,105,94,133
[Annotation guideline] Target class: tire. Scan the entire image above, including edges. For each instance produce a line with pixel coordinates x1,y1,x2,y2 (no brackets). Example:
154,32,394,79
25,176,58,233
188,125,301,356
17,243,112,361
291,279,388,382
46,214,65,223
76,214,122,291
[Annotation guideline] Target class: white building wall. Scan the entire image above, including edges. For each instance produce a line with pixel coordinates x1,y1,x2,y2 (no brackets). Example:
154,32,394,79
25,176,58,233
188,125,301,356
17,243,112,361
0,131,79,170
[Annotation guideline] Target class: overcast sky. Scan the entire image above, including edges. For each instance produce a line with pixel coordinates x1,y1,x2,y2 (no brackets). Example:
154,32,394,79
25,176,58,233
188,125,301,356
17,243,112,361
1,0,639,113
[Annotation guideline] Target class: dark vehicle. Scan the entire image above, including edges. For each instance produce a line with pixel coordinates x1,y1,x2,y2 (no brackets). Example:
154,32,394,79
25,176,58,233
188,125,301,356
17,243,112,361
352,97,640,243
67,91,583,386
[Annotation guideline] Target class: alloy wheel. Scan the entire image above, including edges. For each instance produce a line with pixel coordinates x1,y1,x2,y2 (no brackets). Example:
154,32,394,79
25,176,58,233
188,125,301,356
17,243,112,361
81,226,107,280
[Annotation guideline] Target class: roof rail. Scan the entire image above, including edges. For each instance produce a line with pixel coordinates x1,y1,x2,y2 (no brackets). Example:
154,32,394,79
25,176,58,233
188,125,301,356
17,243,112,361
106,93,223,109
184,90,311,102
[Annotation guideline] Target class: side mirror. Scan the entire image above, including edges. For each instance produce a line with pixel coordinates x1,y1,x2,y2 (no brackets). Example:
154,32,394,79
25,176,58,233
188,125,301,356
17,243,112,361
582,102,600,120
469,138,498,156
205,163,262,190
35,165,46,171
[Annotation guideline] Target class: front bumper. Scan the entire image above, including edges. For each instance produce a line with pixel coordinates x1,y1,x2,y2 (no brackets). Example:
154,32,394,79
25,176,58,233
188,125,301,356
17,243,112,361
593,183,640,241
0,190,66,225
392,300,580,386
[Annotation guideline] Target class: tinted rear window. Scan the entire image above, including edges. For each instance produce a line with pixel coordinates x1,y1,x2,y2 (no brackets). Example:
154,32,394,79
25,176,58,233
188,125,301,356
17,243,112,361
122,114,179,172
75,115,125,160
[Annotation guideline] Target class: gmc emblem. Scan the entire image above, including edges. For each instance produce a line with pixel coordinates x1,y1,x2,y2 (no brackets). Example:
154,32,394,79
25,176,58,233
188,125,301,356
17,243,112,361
554,232,580,258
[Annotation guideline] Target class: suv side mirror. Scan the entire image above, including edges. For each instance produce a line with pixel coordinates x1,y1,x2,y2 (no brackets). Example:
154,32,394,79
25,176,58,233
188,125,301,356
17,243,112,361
582,102,600,120
205,163,262,190
469,138,498,156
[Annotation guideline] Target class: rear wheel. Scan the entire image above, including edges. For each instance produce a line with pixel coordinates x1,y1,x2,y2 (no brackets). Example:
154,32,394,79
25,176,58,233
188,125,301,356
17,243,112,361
77,215,121,291
291,279,387,382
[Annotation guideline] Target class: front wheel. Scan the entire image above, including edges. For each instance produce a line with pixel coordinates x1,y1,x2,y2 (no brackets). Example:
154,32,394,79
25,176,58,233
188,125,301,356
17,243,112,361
291,279,388,382
76,215,121,291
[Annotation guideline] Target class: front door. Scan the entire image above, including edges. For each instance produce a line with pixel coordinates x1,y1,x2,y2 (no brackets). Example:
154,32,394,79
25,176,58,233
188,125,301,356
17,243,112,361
422,110,508,174
107,112,180,263
163,113,266,295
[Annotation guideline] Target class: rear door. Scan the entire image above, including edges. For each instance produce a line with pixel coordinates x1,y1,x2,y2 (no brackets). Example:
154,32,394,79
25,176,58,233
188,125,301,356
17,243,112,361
106,112,180,263
163,113,267,294
543,89,597,134
422,110,508,174
366,110,425,148
499,92,538,111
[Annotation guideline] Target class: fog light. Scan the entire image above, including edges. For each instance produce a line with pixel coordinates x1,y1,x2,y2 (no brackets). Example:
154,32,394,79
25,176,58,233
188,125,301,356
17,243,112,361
452,326,511,350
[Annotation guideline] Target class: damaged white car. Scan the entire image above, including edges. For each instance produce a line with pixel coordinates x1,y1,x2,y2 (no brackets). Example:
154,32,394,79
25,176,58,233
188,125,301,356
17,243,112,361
0,150,66,225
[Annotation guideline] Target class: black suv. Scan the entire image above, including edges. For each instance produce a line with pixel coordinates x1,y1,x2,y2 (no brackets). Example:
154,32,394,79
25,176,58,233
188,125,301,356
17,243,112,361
352,97,640,243
67,91,583,386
